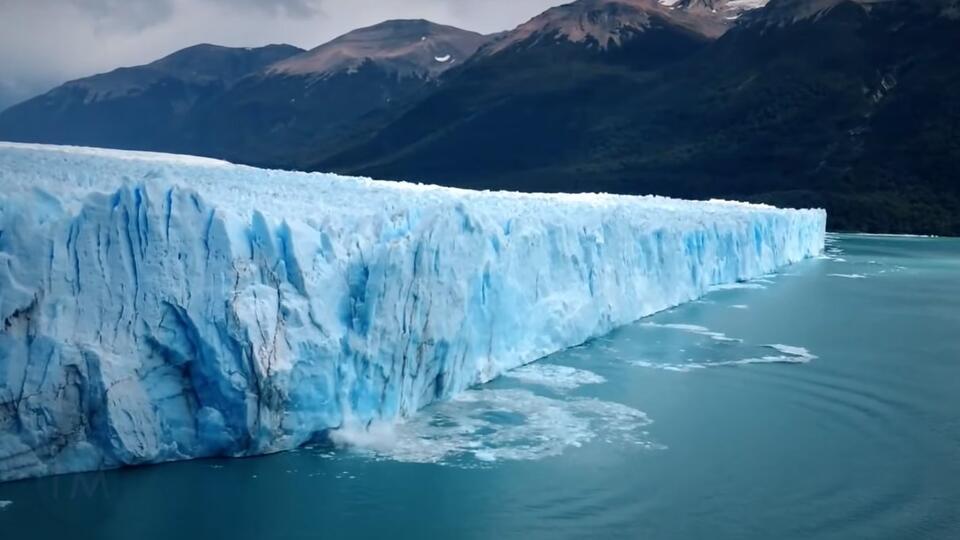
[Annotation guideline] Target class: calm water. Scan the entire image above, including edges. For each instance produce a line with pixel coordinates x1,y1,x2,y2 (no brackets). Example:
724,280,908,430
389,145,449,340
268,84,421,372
2,234,958,539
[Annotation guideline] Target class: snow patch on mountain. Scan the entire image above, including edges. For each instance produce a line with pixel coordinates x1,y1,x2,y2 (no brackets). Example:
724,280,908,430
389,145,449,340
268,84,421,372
483,0,770,56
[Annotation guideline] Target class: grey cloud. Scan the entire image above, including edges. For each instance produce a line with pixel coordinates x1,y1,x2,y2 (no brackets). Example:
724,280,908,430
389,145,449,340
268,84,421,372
208,0,325,17
65,0,321,32
57,0,175,32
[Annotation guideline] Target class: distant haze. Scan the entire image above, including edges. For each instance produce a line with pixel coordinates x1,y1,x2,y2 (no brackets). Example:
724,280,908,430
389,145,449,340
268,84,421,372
0,0,561,109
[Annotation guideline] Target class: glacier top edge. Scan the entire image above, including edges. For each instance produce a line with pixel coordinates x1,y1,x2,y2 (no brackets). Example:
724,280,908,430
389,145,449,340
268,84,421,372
0,141,825,223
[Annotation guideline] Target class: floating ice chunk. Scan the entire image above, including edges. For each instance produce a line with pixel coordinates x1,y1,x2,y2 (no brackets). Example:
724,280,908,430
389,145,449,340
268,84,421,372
709,282,768,291
628,359,705,373
0,501,11,510
630,353,812,372
763,344,818,360
828,273,867,279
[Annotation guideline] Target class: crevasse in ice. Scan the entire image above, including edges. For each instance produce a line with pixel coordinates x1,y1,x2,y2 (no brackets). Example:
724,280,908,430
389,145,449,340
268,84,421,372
0,143,826,481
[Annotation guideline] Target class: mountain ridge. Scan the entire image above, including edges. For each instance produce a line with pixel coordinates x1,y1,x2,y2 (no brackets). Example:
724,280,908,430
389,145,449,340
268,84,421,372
0,0,957,234
270,19,490,79
0,43,303,151
317,0,960,235
178,20,495,166
478,0,736,57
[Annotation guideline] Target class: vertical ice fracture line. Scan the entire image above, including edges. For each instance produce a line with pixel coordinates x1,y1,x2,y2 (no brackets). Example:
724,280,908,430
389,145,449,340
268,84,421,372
0,142,826,481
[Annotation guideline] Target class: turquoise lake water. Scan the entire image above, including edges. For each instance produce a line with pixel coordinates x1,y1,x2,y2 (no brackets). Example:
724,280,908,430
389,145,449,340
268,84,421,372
1,233,958,539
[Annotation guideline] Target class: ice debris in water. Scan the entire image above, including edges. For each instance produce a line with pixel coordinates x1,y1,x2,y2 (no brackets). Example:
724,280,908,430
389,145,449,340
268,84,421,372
329,389,657,465
708,282,768,291
625,327,817,372
640,323,743,343
502,363,606,390
629,353,814,373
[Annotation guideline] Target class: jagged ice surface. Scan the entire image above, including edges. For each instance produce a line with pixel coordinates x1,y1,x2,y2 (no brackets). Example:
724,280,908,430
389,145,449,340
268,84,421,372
0,142,825,481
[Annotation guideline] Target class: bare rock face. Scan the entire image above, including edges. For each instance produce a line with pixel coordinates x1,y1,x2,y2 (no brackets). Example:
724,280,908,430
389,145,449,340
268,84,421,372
480,0,770,57
269,19,491,80
54,44,303,104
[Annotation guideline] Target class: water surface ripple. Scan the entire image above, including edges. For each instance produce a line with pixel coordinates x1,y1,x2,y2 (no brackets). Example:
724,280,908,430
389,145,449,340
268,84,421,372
1,234,958,540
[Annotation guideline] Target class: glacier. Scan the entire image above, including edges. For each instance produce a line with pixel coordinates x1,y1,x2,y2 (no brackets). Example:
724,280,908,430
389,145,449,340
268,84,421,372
0,142,825,482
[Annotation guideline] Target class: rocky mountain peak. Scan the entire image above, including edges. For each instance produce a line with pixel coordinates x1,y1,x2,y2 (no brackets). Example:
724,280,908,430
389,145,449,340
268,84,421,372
268,19,490,79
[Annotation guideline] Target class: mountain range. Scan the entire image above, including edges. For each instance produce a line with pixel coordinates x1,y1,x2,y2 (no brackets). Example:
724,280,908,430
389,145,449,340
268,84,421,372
1,0,957,235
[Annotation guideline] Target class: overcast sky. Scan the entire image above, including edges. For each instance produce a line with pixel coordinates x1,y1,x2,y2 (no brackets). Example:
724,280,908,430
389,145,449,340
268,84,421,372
0,0,560,109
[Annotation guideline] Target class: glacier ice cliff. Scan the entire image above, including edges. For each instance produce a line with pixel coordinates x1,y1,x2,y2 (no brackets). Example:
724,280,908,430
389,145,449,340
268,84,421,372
0,142,826,481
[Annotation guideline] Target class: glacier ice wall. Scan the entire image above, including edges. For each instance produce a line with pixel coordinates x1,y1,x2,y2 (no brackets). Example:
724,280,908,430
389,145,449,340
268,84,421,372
0,142,825,481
